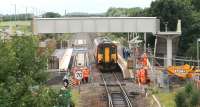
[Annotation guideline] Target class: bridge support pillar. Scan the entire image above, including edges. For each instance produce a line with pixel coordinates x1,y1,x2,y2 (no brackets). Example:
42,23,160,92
156,20,182,67
166,37,172,66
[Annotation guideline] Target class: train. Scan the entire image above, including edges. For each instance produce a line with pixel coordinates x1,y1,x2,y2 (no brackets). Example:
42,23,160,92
94,37,118,71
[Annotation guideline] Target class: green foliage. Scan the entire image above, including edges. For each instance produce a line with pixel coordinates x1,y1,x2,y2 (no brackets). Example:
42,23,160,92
179,7,200,57
192,0,200,11
42,12,61,18
1,14,33,21
149,0,200,57
0,36,60,107
156,91,176,107
175,91,188,107
33,87,58,107
149,0,192,31
106,7,145,17
175,83,200,107
104,33,129,47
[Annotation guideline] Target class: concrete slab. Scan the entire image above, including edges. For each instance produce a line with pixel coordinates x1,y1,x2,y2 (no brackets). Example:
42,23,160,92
117,54,132,79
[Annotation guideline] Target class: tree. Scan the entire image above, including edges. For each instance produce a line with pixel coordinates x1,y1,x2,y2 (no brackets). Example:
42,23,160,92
0,36,58,107
106,7,145,17
192,0,200,11
148,0,200,57
2,14,33,21
149,0,192,31
179,3,200,57
42,12,61,18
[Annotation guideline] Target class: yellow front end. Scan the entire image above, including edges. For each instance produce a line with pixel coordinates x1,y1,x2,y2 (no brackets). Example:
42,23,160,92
104,47,110,63
98,54,103,63
111,54,117,63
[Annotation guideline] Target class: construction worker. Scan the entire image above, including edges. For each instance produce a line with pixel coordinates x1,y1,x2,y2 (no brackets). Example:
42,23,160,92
140,68,146,84
136,70,141,86
83,67,90,83
144,66,150,84
142,53,148,66
63,74,69,88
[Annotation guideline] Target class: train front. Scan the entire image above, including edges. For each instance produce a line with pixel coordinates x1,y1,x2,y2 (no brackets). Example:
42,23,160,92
94,37,118,71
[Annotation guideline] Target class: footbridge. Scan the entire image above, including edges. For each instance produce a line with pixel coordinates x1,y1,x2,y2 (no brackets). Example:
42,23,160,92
32,17,159,34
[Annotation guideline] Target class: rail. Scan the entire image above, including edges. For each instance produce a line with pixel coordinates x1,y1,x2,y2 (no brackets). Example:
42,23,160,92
113,72,133,107
101,74,113,107
101,72,133,107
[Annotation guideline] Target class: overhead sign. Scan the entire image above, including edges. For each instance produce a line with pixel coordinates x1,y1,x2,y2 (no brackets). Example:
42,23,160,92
75,71,83,80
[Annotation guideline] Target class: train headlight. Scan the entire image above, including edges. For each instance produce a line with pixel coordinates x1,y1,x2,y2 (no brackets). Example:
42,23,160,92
98,59,102,63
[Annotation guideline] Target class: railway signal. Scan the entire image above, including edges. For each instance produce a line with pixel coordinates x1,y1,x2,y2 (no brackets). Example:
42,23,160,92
75,71,83,80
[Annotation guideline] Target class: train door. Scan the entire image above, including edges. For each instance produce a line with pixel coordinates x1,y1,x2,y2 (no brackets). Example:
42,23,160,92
104,47,110,63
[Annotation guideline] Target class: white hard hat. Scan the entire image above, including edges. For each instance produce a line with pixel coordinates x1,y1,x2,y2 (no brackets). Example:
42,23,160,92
63,75,67,80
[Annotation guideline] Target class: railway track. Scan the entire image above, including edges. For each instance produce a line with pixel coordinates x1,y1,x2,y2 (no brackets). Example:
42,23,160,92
101,72,133,107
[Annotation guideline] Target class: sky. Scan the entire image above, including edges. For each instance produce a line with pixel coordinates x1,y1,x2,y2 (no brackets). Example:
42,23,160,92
0,0,154,15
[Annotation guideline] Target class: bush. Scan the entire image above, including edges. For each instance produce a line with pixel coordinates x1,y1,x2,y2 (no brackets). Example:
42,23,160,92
175,83,200,107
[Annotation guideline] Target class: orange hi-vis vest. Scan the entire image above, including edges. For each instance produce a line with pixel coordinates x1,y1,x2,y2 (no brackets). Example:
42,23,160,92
83,69,90,77
142,53,148,66
143,57,147,66
140,69,147,84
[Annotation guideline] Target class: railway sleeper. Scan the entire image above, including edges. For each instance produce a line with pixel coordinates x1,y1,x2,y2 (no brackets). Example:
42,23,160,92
99,83,126,86
111,93,128,106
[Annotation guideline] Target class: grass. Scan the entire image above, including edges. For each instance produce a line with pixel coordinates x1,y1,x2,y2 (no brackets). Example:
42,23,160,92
155,92,176,107
150,85,186,107
71,89,80,107
0,21,32,35
0,21,31,27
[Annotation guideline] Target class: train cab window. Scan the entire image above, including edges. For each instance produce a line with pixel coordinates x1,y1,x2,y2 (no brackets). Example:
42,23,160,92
99,47,103,54
111,46,116,54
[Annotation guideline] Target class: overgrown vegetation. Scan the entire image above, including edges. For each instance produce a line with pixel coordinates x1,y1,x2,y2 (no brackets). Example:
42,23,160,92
156,92,176,107
0,36,71,107
175,83,200,107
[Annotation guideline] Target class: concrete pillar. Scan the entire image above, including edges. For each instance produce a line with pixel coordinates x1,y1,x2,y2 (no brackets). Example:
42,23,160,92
154,36,157,57
128,32,130,49
167,37,172,67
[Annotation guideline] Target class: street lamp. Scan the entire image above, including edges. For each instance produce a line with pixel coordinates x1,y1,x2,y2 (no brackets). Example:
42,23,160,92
197,38,200,69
